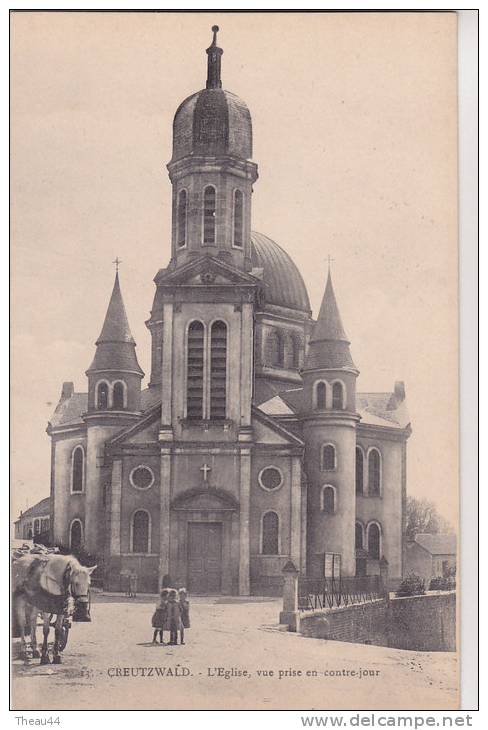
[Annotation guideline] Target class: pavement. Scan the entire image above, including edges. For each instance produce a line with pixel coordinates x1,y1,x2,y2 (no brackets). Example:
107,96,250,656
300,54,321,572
12,593,459,711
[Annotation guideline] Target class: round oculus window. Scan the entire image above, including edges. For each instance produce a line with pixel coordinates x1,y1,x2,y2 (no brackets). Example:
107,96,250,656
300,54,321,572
258,466,283,491
130,465,154,490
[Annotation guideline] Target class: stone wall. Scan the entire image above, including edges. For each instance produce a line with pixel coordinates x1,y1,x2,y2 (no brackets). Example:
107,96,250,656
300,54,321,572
388,591,456,652
300,599,388,646
298,592,456,652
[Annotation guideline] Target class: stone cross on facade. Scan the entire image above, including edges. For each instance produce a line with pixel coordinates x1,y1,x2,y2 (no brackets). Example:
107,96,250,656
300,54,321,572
200,463,211,483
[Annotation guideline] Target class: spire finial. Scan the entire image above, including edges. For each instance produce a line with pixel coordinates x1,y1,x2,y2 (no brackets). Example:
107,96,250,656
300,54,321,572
326,255,335,274
206,25,223,89
112,256,122,274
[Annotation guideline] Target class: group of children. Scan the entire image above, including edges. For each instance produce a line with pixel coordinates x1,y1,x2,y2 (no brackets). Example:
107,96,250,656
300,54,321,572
151,587,190,646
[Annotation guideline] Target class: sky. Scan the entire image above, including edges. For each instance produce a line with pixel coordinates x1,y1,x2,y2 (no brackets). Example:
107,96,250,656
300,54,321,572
11,11,458,525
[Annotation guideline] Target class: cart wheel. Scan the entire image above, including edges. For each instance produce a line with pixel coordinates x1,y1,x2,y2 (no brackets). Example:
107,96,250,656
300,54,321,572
58,621,70,652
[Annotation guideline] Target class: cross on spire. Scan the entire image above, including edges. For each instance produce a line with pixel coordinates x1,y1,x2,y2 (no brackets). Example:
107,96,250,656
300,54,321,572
327,255,335,273
113,257,122,273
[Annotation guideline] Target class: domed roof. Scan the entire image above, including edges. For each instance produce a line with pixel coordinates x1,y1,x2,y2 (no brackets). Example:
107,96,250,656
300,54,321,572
170,26,252,163
171,88,252,162
251,231,311,314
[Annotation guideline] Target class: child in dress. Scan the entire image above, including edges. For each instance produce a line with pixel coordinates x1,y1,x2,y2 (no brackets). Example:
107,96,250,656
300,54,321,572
152,588,169,644
178,588,190,645
166,588,181,645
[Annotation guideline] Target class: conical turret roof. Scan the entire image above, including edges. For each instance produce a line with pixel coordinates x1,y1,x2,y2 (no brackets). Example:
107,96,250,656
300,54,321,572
96,272,135,345
87,273,144,376
304,270,357,372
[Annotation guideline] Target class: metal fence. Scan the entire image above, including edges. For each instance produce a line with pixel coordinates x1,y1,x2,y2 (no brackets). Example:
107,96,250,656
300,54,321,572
298,575,387,611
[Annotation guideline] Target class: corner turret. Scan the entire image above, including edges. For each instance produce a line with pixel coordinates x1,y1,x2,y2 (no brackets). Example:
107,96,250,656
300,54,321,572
86,270,144,413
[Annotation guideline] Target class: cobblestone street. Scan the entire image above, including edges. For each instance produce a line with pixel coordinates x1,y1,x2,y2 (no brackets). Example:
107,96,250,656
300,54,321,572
12,593,458,711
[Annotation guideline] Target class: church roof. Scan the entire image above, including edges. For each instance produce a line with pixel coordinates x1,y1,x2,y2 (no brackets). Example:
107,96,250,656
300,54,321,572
258,386,410,430
87,272,143,376
48,387,159,429
49,392,88,428
251,231,311,313
304,270,357,371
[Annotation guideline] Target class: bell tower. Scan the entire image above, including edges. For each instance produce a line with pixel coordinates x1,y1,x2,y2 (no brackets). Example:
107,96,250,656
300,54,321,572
166,26,258,272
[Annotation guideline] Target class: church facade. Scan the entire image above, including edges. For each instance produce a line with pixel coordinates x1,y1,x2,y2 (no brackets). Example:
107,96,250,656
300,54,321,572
47,28,411,595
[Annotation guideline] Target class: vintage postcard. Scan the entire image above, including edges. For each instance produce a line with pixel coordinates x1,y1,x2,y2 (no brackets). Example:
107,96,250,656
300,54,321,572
11,11,460,711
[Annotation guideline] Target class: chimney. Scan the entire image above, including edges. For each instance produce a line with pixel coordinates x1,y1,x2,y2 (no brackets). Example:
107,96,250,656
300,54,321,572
394,381,406,403
61,382,74,401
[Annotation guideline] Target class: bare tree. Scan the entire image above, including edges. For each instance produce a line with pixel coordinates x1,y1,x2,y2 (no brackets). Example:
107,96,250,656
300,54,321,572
405,496,454,541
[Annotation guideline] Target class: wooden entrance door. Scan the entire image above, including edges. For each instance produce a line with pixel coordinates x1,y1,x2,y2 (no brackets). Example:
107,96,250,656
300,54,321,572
187,522,223,594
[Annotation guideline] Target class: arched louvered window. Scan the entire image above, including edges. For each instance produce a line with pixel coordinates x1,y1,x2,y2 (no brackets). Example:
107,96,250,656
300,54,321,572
332,381,345,409
97,382,109,410
316,382,326,410
262,512,279,555
177,189,187,247
266,329,283,367
187,321,204,420
71,446,84,493
368,523,381,560
355,522,364,550
356,447,364,495
368,449,381,496
321,444,336,471
321,486,336,514
112,381,125,410
70,519,83,551
291,334,301,369
210,321,227,420
203,185,216,244
266,330,280,365
233,190,244,247
132,510,150,554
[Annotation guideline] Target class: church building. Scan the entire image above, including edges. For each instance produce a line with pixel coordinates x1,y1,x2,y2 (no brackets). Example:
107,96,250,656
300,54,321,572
47,28,411,594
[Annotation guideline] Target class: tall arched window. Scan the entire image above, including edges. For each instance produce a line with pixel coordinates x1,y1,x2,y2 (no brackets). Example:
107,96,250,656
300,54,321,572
132,510,150,553
112,381,125,410
332,381,345,409
321,486,336,514
321,444,336,471
71,446,84,493
316,382,327,410
34,519,41,536
291,334,301,369
233,189,243,247
368,448,381,496
266,329,283,367
96,382,109,410
368,522,381,560
203,185,216,244
187,321,204,420
262,511,279,555
355,522,364,550
210,320,227,420
356,447,364,495
70,519,83,551
177,189,187,247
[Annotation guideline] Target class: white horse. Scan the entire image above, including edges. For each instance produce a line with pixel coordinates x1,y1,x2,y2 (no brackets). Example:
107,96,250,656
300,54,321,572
13,553,95,664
